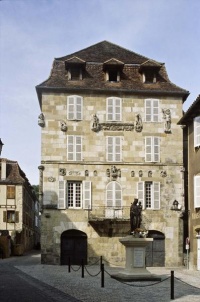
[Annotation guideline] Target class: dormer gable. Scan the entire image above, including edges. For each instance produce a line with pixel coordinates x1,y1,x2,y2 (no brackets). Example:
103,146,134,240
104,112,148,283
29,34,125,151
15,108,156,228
65,56,86,80
103,58,124,82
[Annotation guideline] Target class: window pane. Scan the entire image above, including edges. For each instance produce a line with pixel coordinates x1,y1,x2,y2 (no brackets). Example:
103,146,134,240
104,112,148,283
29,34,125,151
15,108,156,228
145,183,152,208
7,186,15,199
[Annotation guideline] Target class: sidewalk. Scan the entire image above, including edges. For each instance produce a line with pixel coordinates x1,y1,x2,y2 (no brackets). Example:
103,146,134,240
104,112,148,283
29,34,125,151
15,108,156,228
1,252,200,302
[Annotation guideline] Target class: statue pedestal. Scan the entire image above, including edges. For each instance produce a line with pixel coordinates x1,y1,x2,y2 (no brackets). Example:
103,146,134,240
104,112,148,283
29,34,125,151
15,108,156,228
111,236,161,281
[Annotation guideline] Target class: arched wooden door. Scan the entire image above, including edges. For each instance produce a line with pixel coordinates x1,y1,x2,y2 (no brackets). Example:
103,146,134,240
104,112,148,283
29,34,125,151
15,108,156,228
146,230,165,267
61,230,87,265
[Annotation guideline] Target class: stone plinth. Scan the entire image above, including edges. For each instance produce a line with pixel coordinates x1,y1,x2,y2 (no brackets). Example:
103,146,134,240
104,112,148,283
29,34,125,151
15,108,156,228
111,236,161,281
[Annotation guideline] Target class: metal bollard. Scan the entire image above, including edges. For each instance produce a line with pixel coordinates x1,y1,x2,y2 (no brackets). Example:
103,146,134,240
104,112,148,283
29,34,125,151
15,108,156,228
171,270,174,300
101,263,104,288
81,259,84,278
68,257,71,273
100,256,103,270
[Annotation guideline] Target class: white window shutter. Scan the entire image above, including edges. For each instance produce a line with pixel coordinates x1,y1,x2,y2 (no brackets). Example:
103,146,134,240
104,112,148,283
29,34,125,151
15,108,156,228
115,182,122,207
145,137,152,162
152,182,160,210
153,99,159,122
75,136,82,161
153,137,160,162
115,98,121,121
58,181,66,209
194,176,200,208
145,99,152,122
83,181,92,209
194,116,200,147
107,98,114,121
67,96,75,120
76,96,83,120
137,182,145,208
115,137,121,162
106,182,113,206
107,136,114,161
67,135,74,161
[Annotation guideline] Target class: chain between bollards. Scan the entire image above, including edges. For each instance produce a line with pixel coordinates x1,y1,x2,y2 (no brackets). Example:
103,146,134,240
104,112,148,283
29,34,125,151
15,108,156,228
171,270,174,300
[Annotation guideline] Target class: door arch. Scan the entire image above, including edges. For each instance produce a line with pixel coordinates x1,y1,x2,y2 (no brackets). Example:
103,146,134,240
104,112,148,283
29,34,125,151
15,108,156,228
61,229,87,265
146,230,165,267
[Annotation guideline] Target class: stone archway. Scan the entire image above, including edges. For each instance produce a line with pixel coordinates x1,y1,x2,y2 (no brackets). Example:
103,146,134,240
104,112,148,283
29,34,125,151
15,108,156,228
60,229,87,265
146,230,165,267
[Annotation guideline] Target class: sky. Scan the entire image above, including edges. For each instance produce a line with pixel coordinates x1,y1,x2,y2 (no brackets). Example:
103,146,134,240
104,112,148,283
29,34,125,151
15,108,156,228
0,0,199,185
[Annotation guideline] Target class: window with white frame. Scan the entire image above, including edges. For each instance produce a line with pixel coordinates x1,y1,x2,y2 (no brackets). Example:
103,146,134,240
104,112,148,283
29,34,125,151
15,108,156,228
137,181,160,209
106,136,122,162
194,116,200,148
58,180,91,209
145,136,160,162
67,135,82,161
67,95,83,120
145,99,159,122
106,97,122,121
106,181,122,218
194,175,200,208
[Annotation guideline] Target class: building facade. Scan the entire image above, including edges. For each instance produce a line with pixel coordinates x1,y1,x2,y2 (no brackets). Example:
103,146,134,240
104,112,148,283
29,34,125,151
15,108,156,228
178,95,200,270
36,41,189,266
0,158,40,256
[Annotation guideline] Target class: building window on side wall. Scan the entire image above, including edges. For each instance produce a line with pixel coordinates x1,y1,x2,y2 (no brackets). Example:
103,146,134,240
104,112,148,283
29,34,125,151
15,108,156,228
67,95,83,120
137,181,160,210
7,186,15,199
145,136,160,162
3,211,19,223
194,116,200,148
106,181,122,218
58,180,91,210
67,135,82,161
194,175,200,208
106,136,122,162
145,99,159,122
106,97,122,121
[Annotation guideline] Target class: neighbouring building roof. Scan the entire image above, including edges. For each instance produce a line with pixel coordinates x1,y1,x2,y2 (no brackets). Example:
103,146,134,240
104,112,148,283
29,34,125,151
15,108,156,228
36,41,189,106
0,158,33,190
178,94,200,125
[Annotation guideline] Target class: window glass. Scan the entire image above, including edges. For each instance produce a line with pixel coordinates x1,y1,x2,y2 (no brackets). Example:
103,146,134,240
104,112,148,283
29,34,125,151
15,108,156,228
107,136,122,162
194,176,200,208
7,186,15,199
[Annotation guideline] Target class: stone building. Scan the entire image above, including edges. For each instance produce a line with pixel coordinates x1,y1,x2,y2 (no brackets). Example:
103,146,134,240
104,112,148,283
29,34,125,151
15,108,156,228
0,158,40,256
36,41,189,266
178,95,200,270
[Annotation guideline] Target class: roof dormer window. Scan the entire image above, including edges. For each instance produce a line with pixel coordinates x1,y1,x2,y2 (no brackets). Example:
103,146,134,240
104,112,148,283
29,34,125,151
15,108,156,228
103,58,124,83
106,70,120,82
65,56,85,81
140,60,161,84
68,67,83,81
143,71,157,83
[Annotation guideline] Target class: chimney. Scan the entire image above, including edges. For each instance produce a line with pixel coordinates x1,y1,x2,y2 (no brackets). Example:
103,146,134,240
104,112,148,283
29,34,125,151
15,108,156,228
1,158,6,180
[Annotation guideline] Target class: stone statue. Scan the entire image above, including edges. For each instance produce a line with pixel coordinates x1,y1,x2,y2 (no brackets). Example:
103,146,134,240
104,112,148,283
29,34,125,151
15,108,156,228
135,113,143,132
60,121,67,132
92,114,100,132
162,109,171,133
38,113,45,127
130,198,142,233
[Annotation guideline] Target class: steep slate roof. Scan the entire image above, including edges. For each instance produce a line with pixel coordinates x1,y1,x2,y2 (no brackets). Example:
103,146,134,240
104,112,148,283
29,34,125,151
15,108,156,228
0,158,28,184
178,95,200,125
36,41,189,105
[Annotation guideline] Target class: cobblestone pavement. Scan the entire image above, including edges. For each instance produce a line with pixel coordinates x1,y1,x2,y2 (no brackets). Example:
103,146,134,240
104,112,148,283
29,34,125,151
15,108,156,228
1,252,200,302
